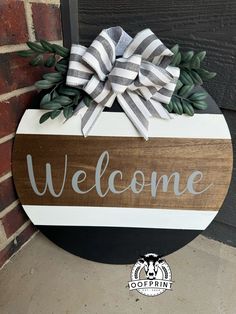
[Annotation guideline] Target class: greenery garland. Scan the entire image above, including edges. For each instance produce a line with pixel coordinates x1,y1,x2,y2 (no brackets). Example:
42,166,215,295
18,40,216,123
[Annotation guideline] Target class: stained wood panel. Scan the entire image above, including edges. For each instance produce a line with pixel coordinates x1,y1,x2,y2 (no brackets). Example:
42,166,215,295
13,134,232,210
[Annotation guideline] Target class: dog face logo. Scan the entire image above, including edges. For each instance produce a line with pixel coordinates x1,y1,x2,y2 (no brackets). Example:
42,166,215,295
128,253,173,297
138,254,164,280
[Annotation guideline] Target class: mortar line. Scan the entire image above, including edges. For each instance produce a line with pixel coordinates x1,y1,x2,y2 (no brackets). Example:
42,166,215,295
0,40,63,54
0,133,15,145
0,230,38,271
0,86,36,102
0,220,32,251
24,0,36,41
0,172,12,184
0,200,20,219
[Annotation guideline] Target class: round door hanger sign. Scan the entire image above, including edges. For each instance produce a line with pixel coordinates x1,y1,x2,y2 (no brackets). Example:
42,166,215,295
12,100,232,264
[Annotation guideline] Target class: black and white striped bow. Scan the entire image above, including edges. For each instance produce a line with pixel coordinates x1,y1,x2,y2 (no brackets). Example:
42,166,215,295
66,26,180,140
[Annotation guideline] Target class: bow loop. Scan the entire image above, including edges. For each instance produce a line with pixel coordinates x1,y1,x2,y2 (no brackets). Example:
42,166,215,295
81,29,117,81
108,54,142,94
123,29,173,67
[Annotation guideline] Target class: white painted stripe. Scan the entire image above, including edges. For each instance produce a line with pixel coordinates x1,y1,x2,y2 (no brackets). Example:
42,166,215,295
16,110,231,139
22,205,217,230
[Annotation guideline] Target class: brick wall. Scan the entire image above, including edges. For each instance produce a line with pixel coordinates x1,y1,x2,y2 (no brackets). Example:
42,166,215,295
0,0,62,269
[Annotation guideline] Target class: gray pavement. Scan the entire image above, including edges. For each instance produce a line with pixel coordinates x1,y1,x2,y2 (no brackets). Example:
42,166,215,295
0,232,236,314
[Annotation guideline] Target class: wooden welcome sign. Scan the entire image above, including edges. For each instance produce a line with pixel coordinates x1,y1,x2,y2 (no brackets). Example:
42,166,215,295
13,106,232,263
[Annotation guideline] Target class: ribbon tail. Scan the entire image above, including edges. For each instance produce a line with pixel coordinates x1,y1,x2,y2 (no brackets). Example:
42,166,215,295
148,98,173,119
73,99,87,117
81,101,105,137
117,92,149,140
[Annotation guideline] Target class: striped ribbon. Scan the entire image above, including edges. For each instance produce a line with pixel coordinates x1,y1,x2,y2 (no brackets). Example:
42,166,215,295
66,26,180,140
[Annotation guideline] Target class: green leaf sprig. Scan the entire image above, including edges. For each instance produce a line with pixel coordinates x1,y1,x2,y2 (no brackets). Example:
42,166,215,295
18,40,92,122
167,44,216,115
18,40,70,67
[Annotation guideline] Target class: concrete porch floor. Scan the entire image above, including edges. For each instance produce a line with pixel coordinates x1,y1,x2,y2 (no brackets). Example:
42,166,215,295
0,233,236,314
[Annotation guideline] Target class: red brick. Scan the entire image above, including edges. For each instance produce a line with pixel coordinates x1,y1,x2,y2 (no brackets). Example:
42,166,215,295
32,3,62,41
1,204,28,238
0,176,17,212
0,140,13,177
0,52,54,95
0,90,38,137
0,1,28,45
0,223,37,268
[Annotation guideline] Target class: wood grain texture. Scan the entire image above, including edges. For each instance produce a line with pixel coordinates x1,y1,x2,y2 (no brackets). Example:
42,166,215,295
62,0,236,110
12,135,232,210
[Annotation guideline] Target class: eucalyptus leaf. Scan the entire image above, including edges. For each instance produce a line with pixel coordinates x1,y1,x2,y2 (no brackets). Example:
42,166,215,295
179,70,193,85
196,69,217,81
171,52,181,66
27,41,45,53
194,51,206,62
35,80,55,89
181,51,194,63
30,55,42,66
178,84,194,97
166,100,173,113
188,70,203,85
52,90,59,99
63,106,74,119
50,110,61,119
192,100,208,110
83,95,92,107
41,101,62,110
174,80,183,91
18,50,35,57
40,93,51,106
52,44,70,58
170,44,179,55
39,111,51,124
172,98,183,115
40,40,54,52
55,63,68,73
190,56,201,69
189,92,207,102
45,55,56,67
59,86,80,97
57,58,69,65
182,100,194,116
54,95,72,105
43,72,63,83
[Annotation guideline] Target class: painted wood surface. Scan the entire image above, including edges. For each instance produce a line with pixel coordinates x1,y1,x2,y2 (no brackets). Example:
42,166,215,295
61,0,236,111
